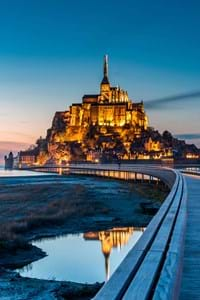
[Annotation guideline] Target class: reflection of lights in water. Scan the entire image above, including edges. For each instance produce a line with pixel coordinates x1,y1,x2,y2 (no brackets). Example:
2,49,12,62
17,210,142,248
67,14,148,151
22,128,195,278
84,227,145,281
16,227,144,283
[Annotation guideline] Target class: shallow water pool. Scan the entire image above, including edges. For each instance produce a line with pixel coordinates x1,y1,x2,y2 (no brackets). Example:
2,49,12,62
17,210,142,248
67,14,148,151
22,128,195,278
17,227,144,283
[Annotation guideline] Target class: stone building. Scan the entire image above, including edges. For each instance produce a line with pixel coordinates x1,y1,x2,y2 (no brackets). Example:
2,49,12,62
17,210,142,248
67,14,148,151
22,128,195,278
4,152,14,170
69,55,148,130
144,137,162,152
46,55,149,155
18,149,38,166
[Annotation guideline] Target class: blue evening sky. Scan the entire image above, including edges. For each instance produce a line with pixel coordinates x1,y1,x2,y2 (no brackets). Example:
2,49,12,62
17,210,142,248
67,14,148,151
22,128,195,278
0,0,200,161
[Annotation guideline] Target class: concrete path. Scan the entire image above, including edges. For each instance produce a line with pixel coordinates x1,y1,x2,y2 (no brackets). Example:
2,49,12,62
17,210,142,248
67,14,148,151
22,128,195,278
180,174,200,299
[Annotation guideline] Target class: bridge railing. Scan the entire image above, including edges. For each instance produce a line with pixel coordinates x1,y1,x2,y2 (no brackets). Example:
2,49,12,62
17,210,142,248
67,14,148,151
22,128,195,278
69,164,176,188
69,165,187,300
181,169,200,176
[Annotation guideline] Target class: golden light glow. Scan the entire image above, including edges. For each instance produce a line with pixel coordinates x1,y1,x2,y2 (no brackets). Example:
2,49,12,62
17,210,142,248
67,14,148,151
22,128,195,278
16,56,195,167
186,153,199,159
84,227,145,281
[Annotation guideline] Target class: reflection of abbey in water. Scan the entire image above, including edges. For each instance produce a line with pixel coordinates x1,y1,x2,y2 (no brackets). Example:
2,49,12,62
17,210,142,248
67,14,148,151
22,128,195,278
84,227,144,281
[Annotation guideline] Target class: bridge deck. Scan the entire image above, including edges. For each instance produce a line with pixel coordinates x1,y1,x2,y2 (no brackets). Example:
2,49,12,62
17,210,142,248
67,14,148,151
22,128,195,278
180,174,200,299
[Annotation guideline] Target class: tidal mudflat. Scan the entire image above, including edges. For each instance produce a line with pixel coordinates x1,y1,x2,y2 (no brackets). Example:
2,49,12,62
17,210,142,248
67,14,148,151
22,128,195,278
0,172,168,299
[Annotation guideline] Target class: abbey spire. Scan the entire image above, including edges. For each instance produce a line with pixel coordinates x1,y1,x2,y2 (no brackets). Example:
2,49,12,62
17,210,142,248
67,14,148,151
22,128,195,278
104,54,108,78
101,54,110,85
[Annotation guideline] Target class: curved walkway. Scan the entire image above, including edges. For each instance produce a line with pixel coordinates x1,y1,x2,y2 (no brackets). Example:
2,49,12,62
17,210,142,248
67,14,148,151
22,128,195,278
32,163,199,299
69,164,187,299
180,174,200,299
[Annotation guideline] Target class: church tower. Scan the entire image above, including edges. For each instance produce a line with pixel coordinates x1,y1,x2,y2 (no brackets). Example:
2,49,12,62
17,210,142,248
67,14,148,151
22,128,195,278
100,55,111,101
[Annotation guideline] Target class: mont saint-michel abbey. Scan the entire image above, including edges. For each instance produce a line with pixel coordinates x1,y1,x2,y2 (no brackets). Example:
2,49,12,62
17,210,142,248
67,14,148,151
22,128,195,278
70,55,148,130
42,55,150,163
17,56,200,166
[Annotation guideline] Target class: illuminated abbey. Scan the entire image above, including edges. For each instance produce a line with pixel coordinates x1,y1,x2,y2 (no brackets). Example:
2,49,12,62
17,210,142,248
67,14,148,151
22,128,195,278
69,55,148,130
39,55,150,163
16,56,200,166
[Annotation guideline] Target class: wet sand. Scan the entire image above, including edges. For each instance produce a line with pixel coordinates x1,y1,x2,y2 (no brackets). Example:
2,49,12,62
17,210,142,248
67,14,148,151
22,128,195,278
0,174,167,299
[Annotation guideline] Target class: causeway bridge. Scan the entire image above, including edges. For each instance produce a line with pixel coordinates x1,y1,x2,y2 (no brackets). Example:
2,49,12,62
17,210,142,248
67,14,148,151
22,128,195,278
24,163,200,299
69,164,199,300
